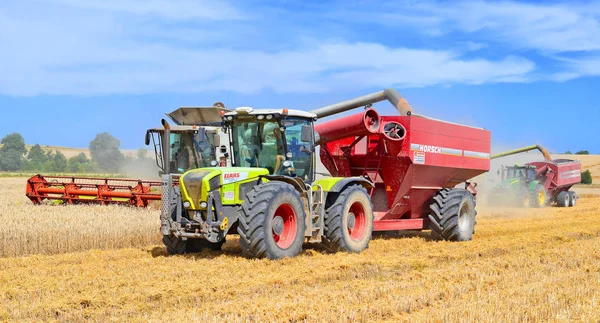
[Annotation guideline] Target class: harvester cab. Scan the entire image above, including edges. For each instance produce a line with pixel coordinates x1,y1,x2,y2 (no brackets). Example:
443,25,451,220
145,125,228,175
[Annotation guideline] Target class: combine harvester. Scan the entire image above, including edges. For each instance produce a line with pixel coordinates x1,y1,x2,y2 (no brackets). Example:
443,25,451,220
159,89,492,259
488,145,581,207
25,106,230,207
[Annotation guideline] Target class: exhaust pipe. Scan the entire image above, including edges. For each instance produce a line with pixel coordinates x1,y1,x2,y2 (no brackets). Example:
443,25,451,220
491,145,553,162
160,119,172,235
310,88,414,119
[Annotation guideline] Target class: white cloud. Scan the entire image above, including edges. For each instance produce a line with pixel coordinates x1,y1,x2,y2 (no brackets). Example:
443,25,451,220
0,0,538,96
50,0,248,21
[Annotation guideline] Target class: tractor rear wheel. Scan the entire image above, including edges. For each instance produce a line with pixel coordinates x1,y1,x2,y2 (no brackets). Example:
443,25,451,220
429,189,476,241
323,185,374,253
568,191,576,207
556,191,569,207
530,185,547,208
162,235,187,255
238,182,306,260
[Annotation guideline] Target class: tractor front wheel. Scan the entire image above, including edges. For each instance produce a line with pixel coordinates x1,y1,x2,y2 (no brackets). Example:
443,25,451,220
429,189,476,241
238,182,306,260
530,185,547,208
162,235,187,255
323,185,374,253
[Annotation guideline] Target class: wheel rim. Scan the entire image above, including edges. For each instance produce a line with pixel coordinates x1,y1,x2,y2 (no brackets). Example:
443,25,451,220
348,201,367,241
272,203,297,249
458,204,470,232
538,191,545,205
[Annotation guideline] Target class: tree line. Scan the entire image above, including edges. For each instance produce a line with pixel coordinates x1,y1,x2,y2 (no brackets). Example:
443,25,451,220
0,132,153,174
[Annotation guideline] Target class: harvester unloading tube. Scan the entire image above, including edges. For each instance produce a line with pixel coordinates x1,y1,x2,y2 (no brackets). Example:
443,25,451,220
491,145,553,162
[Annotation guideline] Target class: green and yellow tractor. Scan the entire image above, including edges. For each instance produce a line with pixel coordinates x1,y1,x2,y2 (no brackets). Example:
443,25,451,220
160,107,374,259
487,164,547,208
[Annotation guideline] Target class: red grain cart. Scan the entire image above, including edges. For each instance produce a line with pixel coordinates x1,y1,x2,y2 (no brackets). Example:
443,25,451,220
528,159,581,207
316,108,491,240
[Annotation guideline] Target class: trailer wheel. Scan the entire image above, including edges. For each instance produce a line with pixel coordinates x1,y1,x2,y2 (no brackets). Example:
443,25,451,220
162,235,187,255
429,189,476,241
568,191,576,207
556,191,569,207
238,182,306,259
323,185,374,253
530,185,547,208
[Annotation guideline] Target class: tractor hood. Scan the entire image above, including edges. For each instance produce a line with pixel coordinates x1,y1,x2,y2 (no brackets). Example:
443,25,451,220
168,106,230,125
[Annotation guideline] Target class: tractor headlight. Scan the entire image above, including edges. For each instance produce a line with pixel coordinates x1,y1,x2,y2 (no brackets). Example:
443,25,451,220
210,160,218,167
200,202,208,208
282,160,292,168
266,115,273,120
227,116,233,121
257,115,265,120
183,201,191,208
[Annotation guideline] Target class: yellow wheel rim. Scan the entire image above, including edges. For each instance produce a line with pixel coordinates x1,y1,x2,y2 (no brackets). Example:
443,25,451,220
538,191,545,205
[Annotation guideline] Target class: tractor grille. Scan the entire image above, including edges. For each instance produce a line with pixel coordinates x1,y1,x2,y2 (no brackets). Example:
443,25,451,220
209,175,221,191
181,170,212,202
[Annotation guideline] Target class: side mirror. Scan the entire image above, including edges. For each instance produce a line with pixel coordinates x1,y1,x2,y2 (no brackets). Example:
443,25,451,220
145,131,151,145
301,125,313,143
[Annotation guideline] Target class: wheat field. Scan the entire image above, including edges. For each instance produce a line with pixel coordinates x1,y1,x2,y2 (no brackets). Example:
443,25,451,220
1,177,599,322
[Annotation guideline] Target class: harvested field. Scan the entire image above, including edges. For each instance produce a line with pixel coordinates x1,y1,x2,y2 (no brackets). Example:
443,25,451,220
1,177,599,322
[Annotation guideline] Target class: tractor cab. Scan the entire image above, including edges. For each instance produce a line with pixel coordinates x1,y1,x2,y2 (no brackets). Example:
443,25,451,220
145,125,225,174
500,165,536,183
222,107,317,182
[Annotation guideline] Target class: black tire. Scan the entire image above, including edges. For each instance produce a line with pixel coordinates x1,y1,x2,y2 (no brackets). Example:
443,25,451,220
556,191,569,207
429,188,476,241
568,191,576,207
238,182,306,260
162,235,187,255
323,185,374,253
529,184,547,208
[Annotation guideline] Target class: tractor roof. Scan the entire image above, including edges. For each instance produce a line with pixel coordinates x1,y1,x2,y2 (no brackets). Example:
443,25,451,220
224,107,317,119
147,125,220,133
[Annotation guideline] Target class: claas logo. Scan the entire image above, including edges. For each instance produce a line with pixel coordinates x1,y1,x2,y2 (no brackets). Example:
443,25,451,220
224,173,241,179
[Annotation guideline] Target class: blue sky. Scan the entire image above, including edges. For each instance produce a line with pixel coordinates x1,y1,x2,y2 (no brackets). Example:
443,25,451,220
1,0,599,153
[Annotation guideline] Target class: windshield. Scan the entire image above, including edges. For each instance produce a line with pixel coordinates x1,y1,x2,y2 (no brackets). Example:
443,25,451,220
232,120,284,174
231,116,313,180
503,167,534,181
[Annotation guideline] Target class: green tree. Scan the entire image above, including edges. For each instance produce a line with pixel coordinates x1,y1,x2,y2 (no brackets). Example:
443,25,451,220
27,144,47,163
45,150,68,172
67,153,90,173
0,133,27,171
581,170,592,184
565,151,572,154
24,144,48,171
89,133,125,172
575,150,590,155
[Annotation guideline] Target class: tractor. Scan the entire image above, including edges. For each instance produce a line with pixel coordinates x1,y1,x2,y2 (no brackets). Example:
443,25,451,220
160,106,375,259
488,164,547,207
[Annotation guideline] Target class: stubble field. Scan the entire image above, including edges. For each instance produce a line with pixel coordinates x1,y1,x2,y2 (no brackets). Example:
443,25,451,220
1,177,599,322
